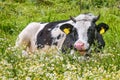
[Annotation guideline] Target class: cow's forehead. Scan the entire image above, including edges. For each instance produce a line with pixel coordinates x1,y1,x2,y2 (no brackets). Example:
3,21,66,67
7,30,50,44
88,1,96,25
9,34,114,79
75,21,92,29
73,13,96,29
75,13,97,21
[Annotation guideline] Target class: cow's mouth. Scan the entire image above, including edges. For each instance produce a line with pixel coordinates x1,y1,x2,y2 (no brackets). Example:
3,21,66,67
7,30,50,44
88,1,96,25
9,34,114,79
78,50,86,55
78,47,92,56
73,47,87,55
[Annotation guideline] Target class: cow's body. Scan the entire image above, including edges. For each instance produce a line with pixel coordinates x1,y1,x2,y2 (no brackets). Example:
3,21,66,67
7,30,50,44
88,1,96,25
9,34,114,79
15,13,109,56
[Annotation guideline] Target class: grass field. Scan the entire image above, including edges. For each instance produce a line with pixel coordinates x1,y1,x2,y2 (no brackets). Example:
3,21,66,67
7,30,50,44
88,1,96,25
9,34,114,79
0,0,120,80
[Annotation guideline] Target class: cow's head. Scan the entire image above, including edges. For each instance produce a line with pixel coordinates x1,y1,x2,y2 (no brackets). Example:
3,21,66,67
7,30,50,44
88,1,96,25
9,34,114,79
60,13,109,55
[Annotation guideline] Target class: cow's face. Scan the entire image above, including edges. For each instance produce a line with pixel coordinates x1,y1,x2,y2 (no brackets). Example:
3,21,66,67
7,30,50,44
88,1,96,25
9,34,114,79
60,13,109,54
71,13,100,52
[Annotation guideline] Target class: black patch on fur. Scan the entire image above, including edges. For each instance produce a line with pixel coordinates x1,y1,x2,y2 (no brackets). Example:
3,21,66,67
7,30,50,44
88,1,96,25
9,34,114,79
87,25,96,46
36,20,69,48
87,23,106,52
61,28,78,53
57,34,61,39
94,23,109,52
94,32,105,52
53,42,58,45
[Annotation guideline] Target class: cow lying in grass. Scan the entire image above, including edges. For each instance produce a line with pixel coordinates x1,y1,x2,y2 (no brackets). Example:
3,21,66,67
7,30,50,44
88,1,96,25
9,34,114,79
15,13,109,56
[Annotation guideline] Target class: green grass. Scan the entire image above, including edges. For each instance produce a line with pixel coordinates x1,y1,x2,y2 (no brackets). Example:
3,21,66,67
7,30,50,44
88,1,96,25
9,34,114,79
0,0,120,80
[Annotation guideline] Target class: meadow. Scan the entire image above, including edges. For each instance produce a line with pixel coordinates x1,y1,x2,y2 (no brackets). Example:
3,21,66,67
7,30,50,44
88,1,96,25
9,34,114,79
0,0,120,80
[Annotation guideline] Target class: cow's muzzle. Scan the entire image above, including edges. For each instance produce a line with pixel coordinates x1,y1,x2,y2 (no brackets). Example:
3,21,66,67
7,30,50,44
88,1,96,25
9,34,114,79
74,41,88,55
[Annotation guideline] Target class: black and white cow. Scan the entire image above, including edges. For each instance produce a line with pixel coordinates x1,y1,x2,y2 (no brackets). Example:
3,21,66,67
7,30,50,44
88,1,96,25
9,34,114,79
15,13,109,56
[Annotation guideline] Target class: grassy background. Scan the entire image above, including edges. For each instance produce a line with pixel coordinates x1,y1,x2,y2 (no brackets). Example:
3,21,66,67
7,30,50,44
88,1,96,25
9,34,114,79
0,0,120,79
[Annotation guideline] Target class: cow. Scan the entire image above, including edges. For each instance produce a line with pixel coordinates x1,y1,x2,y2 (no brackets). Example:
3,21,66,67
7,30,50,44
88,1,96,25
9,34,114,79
15,13,109,57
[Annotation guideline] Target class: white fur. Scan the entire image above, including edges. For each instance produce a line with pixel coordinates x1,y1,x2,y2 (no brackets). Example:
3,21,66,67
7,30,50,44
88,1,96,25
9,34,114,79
15,22,47,53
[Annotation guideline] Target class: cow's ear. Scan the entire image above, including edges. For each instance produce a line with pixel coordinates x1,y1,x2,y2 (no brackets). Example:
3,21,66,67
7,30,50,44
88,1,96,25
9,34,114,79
96,23,109,34
60,24,73,35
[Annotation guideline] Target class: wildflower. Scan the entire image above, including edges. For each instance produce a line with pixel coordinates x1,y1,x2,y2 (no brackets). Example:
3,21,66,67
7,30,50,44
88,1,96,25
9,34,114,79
26,77,31,80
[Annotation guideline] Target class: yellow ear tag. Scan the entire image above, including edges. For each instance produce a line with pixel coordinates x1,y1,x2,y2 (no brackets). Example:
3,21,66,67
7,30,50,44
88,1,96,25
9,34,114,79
63,28,70,34
100,27,105,34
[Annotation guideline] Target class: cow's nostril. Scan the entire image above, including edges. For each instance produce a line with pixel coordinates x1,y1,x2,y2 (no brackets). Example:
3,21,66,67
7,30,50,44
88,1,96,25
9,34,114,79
74,42,84,50
79,43,84,46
